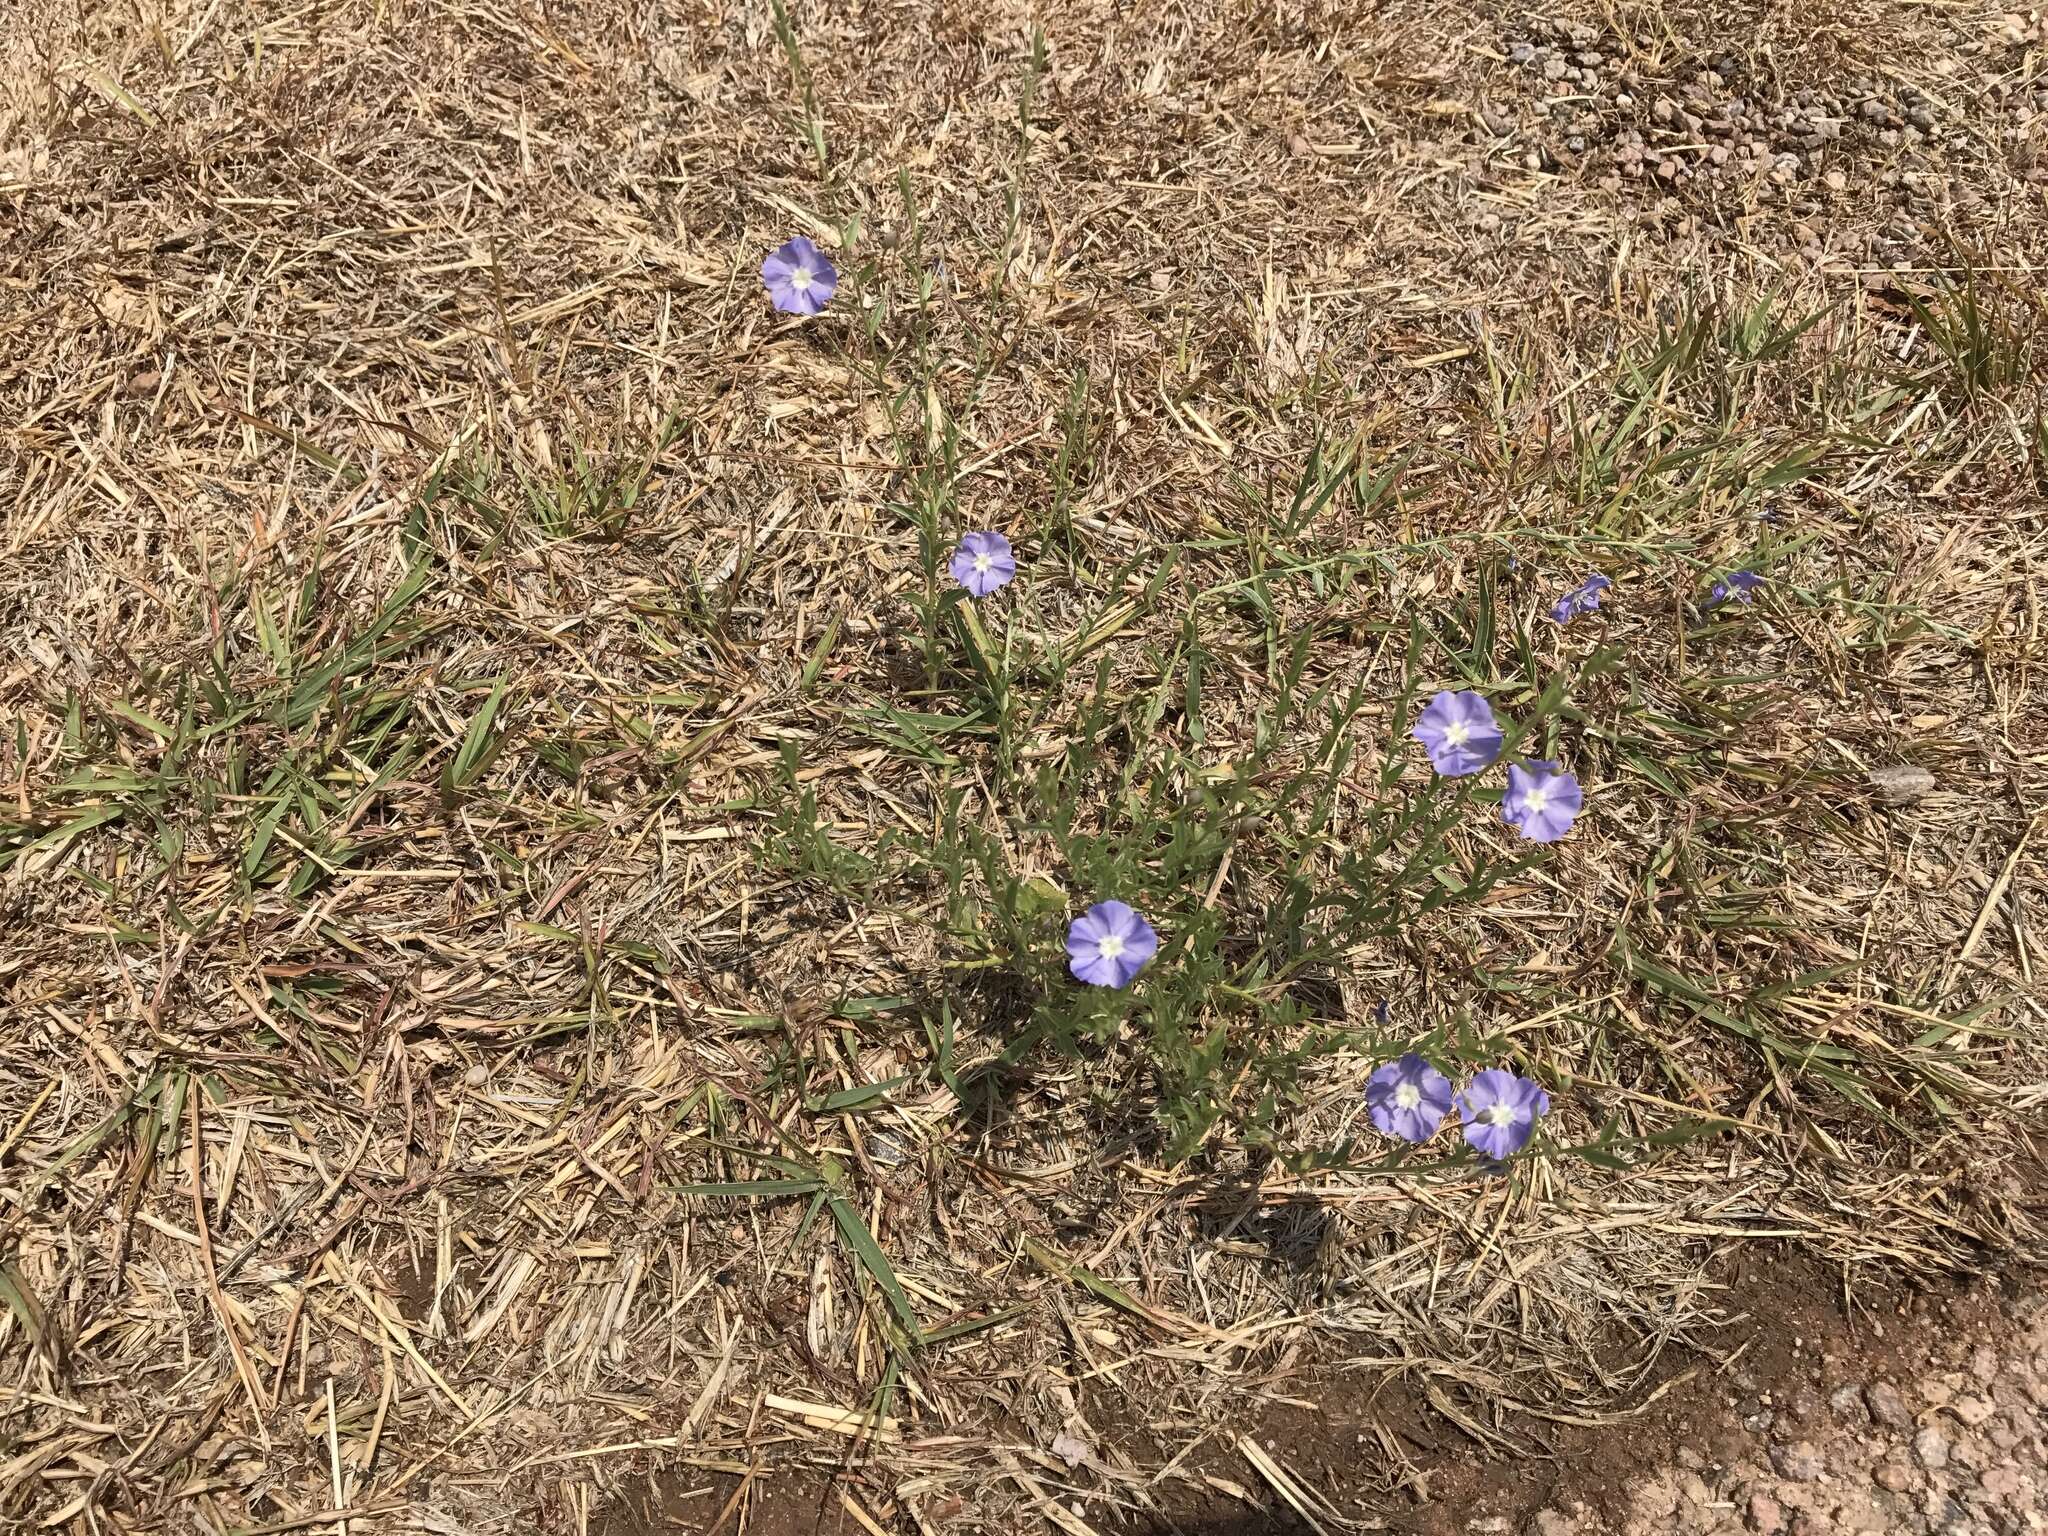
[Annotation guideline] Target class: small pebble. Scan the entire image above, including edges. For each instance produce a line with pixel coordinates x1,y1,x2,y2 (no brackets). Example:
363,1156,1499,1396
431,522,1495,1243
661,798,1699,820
1952,1395,1995,1426
1981,1465,2025,1501
1771,1440,1826,1482
1866,1381,1914,1429
1914,1425,1951,1470
1874,1460,1917,1492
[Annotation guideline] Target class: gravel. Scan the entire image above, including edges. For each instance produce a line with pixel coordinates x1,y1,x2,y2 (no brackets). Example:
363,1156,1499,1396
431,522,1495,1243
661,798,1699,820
1469,1292,2048,1536
1478,15,2045,266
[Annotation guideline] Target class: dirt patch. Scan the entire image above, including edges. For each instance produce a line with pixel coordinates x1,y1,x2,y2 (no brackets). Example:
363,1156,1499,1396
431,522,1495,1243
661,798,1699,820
383,1244,441,1330
594,1465,847,1536
1078,1365,1441,1532
1414,1251,2045,1535
1059,1248,2041,1536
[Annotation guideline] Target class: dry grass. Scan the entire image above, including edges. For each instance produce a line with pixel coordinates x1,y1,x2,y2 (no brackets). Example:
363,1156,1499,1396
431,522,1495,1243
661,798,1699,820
3,1,2047,1532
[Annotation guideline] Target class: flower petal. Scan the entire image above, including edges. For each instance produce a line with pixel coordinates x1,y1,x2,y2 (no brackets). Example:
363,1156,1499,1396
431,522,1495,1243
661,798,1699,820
1069,949,1121,986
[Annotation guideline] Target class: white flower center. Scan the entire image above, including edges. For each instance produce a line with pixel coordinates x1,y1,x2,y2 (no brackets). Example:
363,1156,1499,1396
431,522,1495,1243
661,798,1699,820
1485,1104,1516,1128
1394,1083,1421,1111
1097,934,1126,960
973,553,992,573
1444,721,1469,746
1523,786,1549,813
789,266,813,292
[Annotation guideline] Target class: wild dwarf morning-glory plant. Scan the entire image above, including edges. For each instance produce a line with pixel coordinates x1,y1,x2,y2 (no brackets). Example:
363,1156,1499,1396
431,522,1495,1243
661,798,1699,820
1501,759,1582,842
949,531,1017,596
761,236,837,316
1710,570,1765,606
1066,901,1157,989
1458,1068,1550,1159
1550,572,1611,625
1411,690,1503,777
1366,1055,1454,1143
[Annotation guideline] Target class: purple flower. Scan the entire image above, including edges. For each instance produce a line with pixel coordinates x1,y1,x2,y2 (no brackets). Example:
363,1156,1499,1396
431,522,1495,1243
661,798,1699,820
1458,1068,1550,1159
1501,759,1582,843
1066,901,1158,988
1366,1054,1454,1144
948,531,1017,596
1549,572,1612,625
1411,690,1503,777
761,236,837,316
1709,570,1765,606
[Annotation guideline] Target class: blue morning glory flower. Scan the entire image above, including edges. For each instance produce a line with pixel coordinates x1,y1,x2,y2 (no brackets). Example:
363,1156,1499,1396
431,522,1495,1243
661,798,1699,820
1458,1068,1550,1159
761,236,837,316
1412,691,1504,777
1501,759,1582,842
1366,1054,1455,1143
1549,573,1612,625
1066,901,1158,988
1709,570,1765,606
948,531,1017,596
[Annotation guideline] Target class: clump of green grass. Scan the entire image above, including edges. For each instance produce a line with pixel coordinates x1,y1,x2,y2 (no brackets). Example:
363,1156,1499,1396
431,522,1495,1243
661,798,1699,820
1903,272,2040,406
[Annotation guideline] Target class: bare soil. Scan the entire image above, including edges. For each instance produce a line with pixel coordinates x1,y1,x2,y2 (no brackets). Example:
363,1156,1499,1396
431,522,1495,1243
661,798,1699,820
583,1249,2043,1534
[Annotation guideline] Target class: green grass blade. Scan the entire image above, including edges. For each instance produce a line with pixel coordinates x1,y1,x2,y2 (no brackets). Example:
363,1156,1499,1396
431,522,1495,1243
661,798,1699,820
829,1194,921,1341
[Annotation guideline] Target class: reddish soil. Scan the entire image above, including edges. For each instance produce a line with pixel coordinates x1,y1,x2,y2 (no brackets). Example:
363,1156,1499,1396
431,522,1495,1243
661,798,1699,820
586,1247,2038,1535
594,1465,851,1536
1406,1248,1919,1533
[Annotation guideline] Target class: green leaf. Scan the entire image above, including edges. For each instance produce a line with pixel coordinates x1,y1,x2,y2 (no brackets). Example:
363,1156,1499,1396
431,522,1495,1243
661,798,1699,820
1021,1234,1158,1328
921,1303,1028,1344
672,1177,823,1198
807,1077,908,1114
442,676,511,807
0,1261,45,1346
285,562,435,727
1014,875,1067,919
109,698,174,740
829,1194,922,1341
454,677,509,780
2,802,127,868
799,610,844,692
242,796,291,878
